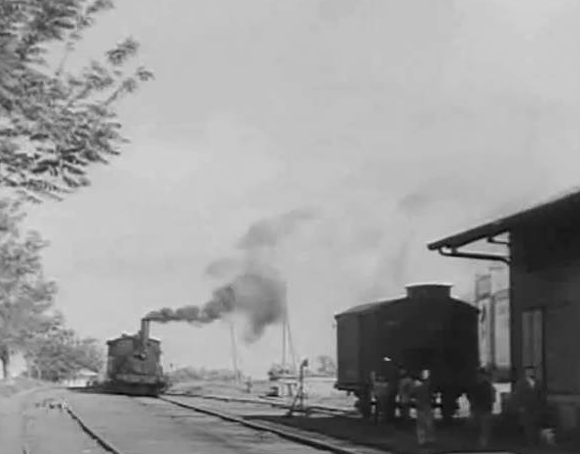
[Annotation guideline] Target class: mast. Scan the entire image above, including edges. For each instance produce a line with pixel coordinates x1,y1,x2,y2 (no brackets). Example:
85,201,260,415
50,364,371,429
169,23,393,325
282,309,287,370
229,320,240,382
280,283,298,374
281,304,297,374
286,316,297,372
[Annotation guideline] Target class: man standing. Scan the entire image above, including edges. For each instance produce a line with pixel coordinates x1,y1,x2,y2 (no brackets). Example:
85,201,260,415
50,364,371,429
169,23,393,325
245,375,253,394
513,366,545,446
469,367,495,447
413,369,436,448
398,368,414,423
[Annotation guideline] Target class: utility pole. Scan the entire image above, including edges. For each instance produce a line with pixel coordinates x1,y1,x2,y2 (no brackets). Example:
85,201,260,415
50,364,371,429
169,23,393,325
286,313,297,373
229,320,240,383
279,282,298,376
282,311,287,371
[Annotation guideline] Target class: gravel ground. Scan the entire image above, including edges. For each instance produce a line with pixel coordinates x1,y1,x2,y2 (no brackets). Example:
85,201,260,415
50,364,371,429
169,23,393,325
23,389,107,454
169,394,579,454
0,387,108,454
67,390,371,454
0,388,32,454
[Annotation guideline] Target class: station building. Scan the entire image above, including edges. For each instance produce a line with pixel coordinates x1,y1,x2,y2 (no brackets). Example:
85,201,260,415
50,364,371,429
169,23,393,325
428,189,580,432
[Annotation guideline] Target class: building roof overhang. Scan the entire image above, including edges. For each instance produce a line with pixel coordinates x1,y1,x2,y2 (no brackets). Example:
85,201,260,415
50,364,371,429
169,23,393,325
427,187,580,263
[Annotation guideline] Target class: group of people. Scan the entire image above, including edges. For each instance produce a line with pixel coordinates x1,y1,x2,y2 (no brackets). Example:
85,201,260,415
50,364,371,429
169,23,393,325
369,365,547,449
369,368,437,447
469,365,548,447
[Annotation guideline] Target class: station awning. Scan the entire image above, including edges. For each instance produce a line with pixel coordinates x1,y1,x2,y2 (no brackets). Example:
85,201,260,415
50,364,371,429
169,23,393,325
427,187,580,263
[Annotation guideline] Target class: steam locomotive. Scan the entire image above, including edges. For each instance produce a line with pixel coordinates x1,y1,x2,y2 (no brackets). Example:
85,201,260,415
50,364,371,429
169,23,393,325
104,318,168,397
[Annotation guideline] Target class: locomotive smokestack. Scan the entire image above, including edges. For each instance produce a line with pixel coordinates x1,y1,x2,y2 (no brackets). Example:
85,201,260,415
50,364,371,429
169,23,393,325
140,318,150,347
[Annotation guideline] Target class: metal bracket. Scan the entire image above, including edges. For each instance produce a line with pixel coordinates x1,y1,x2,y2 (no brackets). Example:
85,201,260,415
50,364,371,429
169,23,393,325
487,236,510,246
438,246,510,264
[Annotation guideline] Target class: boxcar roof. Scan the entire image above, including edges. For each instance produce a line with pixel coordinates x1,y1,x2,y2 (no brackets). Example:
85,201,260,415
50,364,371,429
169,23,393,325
336,298,404,316
335,296,477,317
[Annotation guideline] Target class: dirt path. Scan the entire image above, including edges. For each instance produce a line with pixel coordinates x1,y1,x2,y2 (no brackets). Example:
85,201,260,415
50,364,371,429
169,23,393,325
0,387,43,454
0,387,108,454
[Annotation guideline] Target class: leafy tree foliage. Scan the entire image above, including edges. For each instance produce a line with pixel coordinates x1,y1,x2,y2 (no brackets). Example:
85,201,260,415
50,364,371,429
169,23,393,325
167,367,239,384
267,363,294,379
0,0,152,201
315,355,336,376
0,197,57,378
25,325,104,381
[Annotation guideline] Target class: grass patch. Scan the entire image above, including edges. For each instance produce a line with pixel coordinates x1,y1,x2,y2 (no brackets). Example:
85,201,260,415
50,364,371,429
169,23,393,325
0,377,48,398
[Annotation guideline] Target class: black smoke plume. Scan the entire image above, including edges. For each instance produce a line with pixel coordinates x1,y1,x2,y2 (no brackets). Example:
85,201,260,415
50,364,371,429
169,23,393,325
144,271,286,340
145,209,314,341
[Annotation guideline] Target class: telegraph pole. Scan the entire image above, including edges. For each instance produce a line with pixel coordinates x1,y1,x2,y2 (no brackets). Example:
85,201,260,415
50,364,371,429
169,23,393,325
229,320,240,382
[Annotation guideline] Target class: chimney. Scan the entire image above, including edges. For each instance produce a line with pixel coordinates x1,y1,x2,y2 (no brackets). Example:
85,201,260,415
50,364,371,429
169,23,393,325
405,283,452,299
140,318,150,347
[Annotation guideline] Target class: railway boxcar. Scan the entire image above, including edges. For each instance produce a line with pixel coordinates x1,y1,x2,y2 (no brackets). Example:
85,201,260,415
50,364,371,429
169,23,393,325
335,283,479,420
105,319,167,397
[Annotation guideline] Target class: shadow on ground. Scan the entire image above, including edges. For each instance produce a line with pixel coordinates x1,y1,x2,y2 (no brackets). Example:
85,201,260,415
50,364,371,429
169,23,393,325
245,413,579,454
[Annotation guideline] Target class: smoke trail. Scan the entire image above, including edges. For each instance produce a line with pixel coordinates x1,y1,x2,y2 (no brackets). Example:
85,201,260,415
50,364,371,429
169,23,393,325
237,208,315,250
145,271,286,341
146,209,314,342
204,258,243,280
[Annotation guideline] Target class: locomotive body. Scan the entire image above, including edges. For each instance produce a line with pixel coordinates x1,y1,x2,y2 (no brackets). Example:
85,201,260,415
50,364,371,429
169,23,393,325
105,319,167,397
335,283,479,419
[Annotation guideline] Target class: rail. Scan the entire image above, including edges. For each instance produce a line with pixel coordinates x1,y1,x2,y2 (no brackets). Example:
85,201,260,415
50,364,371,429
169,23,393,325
65,404,125,454
163,391,356,416
60,392,375,454
159,396,376,454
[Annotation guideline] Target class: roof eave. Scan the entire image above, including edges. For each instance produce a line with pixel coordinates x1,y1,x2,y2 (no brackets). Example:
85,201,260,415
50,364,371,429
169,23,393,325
429,188,580,251
427,222,509,250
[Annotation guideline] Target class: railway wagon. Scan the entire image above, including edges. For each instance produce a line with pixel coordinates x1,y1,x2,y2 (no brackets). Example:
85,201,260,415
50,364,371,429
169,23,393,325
105,318,167,397
335,283,479,420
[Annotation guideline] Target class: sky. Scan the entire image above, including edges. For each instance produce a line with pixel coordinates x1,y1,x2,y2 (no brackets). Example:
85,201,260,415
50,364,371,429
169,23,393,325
19,0,580,377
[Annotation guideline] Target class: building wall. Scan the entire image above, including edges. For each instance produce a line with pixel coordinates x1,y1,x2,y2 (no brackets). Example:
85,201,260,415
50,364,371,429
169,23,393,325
474,268,510,380
492,289,510,371
511,226,580,431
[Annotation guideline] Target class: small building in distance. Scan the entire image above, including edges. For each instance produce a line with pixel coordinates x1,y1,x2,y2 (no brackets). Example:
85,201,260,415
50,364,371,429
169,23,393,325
428,188,580,433
63,368,99,388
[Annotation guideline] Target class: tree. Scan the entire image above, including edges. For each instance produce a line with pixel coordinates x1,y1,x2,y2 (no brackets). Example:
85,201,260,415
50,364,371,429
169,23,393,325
0,197,57,378
26,326,104,381
315,355,337,376
0,0,153,201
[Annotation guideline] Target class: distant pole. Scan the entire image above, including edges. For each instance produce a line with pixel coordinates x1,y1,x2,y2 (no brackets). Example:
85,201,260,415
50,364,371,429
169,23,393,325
282,310,287,370
286,314,297,373
229,320,240,382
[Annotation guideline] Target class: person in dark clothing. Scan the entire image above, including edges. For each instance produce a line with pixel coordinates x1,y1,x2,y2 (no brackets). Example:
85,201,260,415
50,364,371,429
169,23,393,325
413,369,436,447
398,368,414,423
469,367,495,447
513,366,545,446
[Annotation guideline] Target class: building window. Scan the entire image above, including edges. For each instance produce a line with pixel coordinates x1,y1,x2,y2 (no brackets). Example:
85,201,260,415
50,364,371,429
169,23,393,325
522,309,544,381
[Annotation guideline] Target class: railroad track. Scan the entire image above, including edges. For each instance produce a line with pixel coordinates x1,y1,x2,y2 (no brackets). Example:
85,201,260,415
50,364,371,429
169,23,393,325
65,405,123,454
163,391,357,417
61,392,386,454
156,395,385,454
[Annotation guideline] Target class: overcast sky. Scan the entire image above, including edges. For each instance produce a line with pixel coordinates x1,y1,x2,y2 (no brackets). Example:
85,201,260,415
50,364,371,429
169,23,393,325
22,0,580,376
